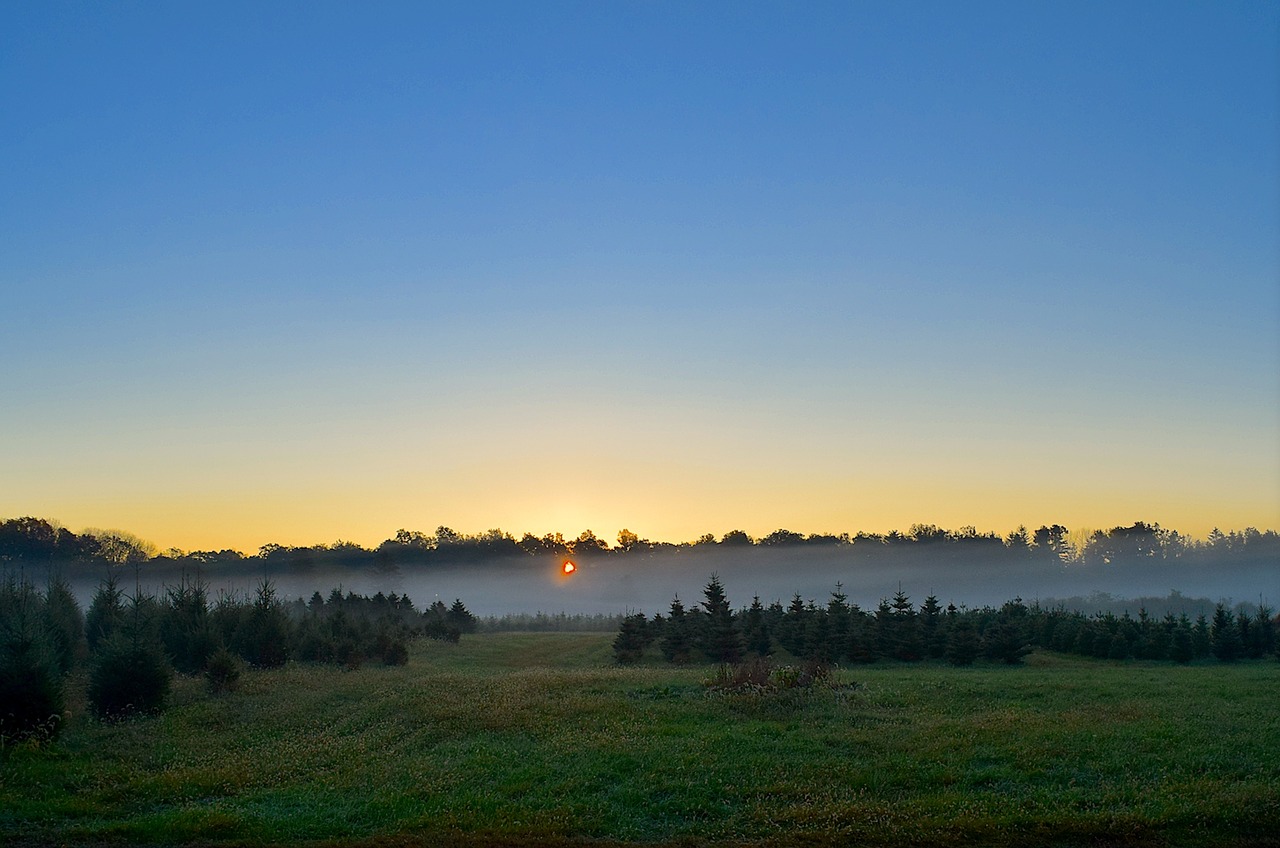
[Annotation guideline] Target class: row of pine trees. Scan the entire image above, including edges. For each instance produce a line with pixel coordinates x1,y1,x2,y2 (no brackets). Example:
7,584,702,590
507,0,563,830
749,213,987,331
0,572,477,745
613,576,1280,667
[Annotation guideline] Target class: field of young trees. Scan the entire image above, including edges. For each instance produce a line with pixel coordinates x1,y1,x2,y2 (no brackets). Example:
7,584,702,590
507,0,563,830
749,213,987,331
2,568,1278,846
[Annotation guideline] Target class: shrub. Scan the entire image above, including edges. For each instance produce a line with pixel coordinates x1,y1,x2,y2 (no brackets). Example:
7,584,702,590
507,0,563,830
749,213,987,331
382,639,409,666
204,647,241,695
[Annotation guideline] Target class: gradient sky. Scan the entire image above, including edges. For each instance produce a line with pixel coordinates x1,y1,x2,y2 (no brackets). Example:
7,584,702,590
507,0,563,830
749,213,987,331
3,1,1278,553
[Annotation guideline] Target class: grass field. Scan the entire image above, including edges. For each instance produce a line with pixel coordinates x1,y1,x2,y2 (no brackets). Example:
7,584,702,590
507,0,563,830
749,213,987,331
3,632,1278,846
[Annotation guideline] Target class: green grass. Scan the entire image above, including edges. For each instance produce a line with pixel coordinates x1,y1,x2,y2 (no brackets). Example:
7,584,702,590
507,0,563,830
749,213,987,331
2,634,1278,846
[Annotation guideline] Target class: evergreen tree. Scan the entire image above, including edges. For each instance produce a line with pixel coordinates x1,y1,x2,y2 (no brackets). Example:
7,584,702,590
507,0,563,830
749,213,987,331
873,598,895,659
446,599,478,634
889,589,921,661
742,596,772,656
160,575,218,674
776,594,809,656
1106,632,1130,660
804,601,830,661
1210,605,1243,662
88,590,173,720
824,585,852,662
919,594,945,659
1237,611,1258,659
1170,615,1194,664
1191,614,1212,659
612,613,651,664
698,574,744,664
945,616,980,666
86,575,126,651
231,579,291,668
0,576,64,743
660,597,694,664
43,574,85,674
983,619,1031,664
1253,604,1276,658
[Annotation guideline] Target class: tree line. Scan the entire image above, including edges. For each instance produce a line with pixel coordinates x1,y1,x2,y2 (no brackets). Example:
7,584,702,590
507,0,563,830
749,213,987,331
613,575,1280,668
0,571,477,746
2,516,1277,572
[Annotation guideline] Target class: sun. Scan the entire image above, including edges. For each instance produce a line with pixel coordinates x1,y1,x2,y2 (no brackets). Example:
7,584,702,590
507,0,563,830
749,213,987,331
562,560,576,575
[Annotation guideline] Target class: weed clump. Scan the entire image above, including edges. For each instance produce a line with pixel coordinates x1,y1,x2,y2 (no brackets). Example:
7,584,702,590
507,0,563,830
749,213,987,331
704,657,850,717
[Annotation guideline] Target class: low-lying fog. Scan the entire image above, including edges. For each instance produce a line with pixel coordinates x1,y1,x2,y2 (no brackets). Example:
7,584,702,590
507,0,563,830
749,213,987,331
51,546,1278,617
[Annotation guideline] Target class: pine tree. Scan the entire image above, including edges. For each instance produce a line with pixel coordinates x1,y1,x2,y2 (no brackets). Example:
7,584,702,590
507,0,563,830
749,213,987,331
1170,614,1194,664
1210,605,1243,662
43,574,85,675
86,575,126,651
983,619,1031,665
612,613,650,664
88,589,173,720
698,574,743,664
1191,614,1212,659
161,574,217,674
446,599,478,634
660,597,694,664
889,589,921,661
231,579,291,668
742,596,772,656
1254,604,1276,658
0,576,65,742
776,594,809,656
873,598,894,659
824,585,851,663
919,594,945,659
945,616,980,666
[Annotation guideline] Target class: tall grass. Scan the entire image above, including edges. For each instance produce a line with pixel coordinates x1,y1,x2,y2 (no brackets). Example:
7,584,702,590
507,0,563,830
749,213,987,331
2,633,1276,846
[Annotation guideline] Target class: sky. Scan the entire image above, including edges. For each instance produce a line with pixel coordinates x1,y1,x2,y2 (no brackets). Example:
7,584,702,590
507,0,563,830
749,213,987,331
2,1,1278,554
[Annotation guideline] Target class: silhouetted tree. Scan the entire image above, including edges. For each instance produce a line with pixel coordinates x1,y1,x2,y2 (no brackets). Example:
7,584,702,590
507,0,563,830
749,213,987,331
160,575,217,674
43,575,84,674
742,596,772,656
1211,605,1242,662
446,599,477,634
777,594,809,656
0,576,65,742
945,617,980,666
231,579,291,668
660,597,695,664
1170,615,1194,664
86,575,126,651
612,613,651,664
698,574,744,664
920,594,945,659
88,589,173,720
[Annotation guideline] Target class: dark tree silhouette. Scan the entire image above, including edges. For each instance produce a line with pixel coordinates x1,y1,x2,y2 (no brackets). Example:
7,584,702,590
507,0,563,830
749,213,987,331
660,597,695,664
698,574,744,664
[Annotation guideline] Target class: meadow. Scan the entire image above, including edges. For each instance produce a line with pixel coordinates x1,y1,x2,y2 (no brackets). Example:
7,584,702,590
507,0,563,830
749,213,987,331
3,632,1278,847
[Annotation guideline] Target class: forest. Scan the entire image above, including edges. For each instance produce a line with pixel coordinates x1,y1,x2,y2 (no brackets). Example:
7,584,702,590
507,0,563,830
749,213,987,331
2,515,1278,573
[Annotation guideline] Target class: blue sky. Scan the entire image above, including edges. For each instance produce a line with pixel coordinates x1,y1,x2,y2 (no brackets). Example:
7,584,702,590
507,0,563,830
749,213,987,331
2,1,1277,551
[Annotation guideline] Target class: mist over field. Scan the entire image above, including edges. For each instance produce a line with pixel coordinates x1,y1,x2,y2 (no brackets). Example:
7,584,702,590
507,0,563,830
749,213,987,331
46,545,1277,619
